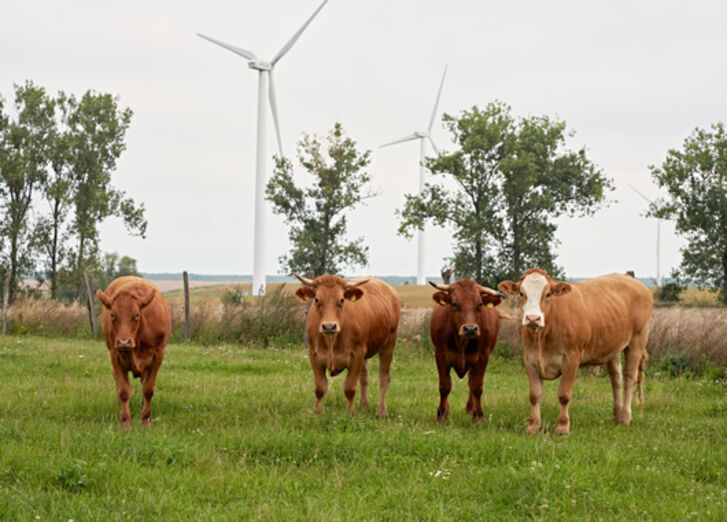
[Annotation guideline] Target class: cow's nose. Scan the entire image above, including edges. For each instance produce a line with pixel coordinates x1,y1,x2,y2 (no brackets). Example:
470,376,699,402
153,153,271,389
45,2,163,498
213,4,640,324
117,338,133,349
525,315,542,327
462,324,479,337
321,323,338,335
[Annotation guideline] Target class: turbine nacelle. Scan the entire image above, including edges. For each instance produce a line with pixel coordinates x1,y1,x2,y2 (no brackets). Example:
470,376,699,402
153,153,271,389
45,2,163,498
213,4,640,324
248,60,273,71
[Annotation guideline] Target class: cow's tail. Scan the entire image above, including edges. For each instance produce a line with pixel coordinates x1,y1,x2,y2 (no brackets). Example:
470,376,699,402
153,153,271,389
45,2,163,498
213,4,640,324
637,349,648,415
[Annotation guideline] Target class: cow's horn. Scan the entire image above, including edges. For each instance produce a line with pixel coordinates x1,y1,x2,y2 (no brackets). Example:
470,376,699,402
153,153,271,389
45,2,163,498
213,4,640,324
477,284,506,298
346,278,369,288
293,273,315,287
429,281,451,291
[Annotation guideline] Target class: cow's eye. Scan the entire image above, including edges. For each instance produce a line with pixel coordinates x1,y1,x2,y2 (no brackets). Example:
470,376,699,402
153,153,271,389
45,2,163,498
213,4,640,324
314,297,319,304
110,314,116,320
339,298,344,305
135,313,140,320
452,302,459,310
519,291,524,298
545,291,551,298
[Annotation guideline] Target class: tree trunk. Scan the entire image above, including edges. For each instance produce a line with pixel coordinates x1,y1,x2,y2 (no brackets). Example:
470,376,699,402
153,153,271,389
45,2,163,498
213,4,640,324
722,250,727,305
8,235,18,305
50,199,61,300
512,213,520,277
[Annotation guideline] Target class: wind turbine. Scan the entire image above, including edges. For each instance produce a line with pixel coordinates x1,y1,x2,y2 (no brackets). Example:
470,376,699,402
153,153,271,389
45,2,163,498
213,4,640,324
629,184,663,286
197,0,329,296
380,65,448,286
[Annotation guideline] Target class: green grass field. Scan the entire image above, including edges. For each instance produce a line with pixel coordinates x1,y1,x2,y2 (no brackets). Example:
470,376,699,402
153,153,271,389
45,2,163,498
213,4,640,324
1,335,726,520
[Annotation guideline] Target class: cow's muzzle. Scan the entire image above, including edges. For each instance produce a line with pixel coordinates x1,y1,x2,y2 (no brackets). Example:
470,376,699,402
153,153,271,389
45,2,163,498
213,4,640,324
524,315,543,329
460,324,480,338
116,338,134,350
320,323,338,336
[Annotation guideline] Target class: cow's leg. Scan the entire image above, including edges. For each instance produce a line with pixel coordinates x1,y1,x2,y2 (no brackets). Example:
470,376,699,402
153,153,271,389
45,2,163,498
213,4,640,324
140,351,164,426
359,359,370,409
620,330,649,425
436,357,452,422
110,355,132,430
467,364,486,422
524,360,543,434
343,354,364,415
555,356,580,435
376,338,395,416
605,354,624,422
310,354,328,413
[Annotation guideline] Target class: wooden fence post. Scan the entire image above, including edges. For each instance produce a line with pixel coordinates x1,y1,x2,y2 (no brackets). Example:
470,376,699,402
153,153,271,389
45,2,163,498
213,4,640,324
2,274,9,335
84,273,97,341
183,271,190,341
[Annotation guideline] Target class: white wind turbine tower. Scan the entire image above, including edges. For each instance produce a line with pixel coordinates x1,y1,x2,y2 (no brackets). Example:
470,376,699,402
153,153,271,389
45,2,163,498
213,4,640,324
629,184,663,286
197,0,329,296
380,65,448,286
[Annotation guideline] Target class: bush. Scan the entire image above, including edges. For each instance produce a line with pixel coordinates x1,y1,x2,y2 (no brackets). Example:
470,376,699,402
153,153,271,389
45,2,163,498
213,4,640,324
656,282,684,303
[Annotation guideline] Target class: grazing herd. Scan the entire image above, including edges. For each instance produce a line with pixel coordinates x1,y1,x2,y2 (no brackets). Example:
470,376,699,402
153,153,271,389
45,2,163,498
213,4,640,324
98,269,653,434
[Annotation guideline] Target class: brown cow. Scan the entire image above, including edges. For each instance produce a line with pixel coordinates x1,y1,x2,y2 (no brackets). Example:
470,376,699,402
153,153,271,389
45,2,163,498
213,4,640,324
97,276,171,429
429,280,506,422
498,269,653,435
294,273,400,415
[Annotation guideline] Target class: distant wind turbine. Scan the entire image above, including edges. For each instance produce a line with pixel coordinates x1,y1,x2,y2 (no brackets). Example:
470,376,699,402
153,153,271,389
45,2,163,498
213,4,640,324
380,65,448,286
197,0,329,296
629,184,663,286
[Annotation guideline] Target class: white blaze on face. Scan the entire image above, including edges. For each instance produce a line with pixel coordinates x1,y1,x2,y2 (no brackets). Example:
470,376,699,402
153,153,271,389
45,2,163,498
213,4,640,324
520,273,548,327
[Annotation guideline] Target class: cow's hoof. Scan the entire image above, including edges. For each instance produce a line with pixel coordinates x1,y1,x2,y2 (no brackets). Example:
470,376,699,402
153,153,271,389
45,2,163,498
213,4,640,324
436,411,449,423
376,406,388,416
120,422,131,430
141,418,152,427
555,424,570,436
525,424,540,435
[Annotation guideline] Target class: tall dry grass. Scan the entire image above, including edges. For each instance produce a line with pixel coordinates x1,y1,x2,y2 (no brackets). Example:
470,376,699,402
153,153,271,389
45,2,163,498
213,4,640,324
4,293,727,373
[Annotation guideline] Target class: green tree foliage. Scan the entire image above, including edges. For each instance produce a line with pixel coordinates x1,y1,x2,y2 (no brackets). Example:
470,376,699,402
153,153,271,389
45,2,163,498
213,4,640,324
648,122,727,303
0,82,146,302
32,93,74,299
266,123,373,276
398,101,613,286
0,81,55,302
64,91,146,294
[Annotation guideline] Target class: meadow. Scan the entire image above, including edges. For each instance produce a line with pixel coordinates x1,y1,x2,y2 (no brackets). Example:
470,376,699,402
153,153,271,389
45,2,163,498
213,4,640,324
1,335,726,520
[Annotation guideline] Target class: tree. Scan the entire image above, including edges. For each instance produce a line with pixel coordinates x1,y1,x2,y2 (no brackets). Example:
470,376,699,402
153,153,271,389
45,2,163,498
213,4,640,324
33,93,75,299
398,102,612,286
266,123,374,276
64,91,146,295
648,122,727,303
0,81,55,302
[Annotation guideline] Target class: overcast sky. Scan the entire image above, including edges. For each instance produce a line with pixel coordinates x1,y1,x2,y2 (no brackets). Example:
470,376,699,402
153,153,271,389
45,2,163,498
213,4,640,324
2,0,726,280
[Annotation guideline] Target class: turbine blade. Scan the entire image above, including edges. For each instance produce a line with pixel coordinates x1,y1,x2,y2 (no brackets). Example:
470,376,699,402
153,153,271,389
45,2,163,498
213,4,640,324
272,0,329,65
428,136,439,155
628,184,652,204
197,33,257,60
379,133,420,149
268,71,284,156
427,64,448,132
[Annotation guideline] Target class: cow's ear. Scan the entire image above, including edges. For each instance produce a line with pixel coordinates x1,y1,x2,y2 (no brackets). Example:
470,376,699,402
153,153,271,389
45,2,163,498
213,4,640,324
344,287,363,302
295,286,315,302
480,292,502,308
498,280,519,296
97,290,112,309
432,291,450,306
138,289,155,309
551,282,571,297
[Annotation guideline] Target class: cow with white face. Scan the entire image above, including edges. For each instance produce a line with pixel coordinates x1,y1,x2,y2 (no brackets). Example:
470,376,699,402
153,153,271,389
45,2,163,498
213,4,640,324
499,268,653,435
